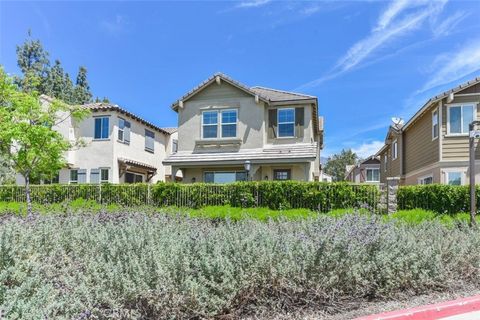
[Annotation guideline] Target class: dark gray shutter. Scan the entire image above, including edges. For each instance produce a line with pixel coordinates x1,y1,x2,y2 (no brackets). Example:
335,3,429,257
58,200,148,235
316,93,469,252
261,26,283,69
90,169,100,184
78,169,87,184
268,109,277,139
295,107,304,138
124,121,131,144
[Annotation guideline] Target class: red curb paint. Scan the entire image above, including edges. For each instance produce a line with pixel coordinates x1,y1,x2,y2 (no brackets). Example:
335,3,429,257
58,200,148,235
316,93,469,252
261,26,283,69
354,295,480,320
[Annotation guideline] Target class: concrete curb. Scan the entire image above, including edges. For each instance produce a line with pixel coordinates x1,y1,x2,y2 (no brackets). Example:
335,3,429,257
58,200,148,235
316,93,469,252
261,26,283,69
353,295,480,320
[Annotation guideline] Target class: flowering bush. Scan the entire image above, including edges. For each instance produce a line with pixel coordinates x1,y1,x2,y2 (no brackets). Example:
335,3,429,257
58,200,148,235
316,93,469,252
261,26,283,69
1,212,479,318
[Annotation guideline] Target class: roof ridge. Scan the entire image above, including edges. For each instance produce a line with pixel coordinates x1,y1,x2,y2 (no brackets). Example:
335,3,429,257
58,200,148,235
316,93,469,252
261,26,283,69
251,86,316,98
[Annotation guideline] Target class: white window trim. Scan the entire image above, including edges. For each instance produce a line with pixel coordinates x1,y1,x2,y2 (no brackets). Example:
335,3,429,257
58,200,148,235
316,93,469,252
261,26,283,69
93,115,110,141
117,117,128,144
442,167,467,185
100,168,110,183
277,107,295,138
432,108,439,141
201,109,238,140
392,139,398,160
418,174,433,185
69,169,79,184
365,167,380,182
145,129,155,153
446,103,476,136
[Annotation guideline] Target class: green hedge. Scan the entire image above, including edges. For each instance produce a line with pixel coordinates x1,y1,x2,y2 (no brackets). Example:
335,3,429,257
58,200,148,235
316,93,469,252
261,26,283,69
398,184,475,214
0,181,380,212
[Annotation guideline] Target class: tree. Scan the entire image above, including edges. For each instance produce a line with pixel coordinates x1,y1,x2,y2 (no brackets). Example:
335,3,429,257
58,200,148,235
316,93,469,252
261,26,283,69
0,68,89,214
0,154,15,185
15,30,50,93
73,66,92,104
44,59,73,103
324,149,358,182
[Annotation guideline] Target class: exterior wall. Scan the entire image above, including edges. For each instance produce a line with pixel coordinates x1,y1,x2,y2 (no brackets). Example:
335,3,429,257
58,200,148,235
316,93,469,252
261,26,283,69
346,160,380,184
403,102,440,173
441,95,480,161
181,163,310,183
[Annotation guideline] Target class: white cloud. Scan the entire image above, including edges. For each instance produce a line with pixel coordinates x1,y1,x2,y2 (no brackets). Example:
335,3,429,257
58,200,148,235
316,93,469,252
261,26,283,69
352,140,384,159
100,14,129,36
420,41,480,92
236,0,271,8
295,0,447,90
431,10,468,37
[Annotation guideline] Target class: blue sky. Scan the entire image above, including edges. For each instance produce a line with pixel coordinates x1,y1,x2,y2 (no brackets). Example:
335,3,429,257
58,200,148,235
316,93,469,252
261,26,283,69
1,0,480,158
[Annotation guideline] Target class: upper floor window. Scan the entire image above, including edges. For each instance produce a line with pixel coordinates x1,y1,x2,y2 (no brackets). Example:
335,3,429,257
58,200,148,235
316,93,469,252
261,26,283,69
384,154,387,172
392,140,398,160
145,129,155,152
448,104,474,135
172,139,178,153
202,109,238,139
94,117,109,139
432,109,439,139
118,118,131,144
366,168,380,182
278,108,295,137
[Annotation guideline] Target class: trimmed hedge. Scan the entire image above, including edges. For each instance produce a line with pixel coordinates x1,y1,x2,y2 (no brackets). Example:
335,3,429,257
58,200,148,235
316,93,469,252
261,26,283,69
0,181,380,212
398,184,475,214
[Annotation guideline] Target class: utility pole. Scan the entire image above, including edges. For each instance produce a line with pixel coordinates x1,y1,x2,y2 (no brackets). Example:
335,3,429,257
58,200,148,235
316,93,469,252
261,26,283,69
468,121,480,226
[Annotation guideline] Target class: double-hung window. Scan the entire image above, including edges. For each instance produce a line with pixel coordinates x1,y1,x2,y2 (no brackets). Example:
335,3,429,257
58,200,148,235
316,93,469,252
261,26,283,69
447,171,462,185
274,169,291,180
392,140,398,160
432,109,439,139
448,104,475,135
70,169,78,184
419,176,433,185
94,117,109,139
278,108,295,137
100,169,109,183
202,109,238,139
366,168,380,182
204,171,246,183
221,110,237,138
118,118,131,144
145,129,155,152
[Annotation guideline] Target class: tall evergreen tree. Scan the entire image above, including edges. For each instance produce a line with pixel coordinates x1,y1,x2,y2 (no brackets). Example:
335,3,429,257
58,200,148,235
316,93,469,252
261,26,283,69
73,66,92,104
45,60,68,100
15,31,50,93
63,73,75,104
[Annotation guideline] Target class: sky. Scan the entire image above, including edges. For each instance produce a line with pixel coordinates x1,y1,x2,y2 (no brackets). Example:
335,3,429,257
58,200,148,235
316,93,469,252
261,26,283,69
1,0,480,158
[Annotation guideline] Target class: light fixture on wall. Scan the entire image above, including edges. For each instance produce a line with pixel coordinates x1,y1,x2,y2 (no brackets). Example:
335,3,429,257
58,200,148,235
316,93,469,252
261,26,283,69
244,160,251,181
191,177,196,183
264,175,268,180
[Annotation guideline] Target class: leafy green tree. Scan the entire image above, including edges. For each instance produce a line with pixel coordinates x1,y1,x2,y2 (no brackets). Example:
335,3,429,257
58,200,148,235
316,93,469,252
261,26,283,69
73,66,92,104
0,68,89,214
324,149,358,182
0,154,15,184
15,30,50,93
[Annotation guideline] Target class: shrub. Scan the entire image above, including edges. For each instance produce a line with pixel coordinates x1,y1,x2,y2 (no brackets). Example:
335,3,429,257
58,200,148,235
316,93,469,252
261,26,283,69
0,181,380,211
1,213,480,318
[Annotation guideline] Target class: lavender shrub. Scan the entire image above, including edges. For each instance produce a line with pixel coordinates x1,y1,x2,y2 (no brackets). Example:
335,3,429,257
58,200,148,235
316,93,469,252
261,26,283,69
0,212,479,319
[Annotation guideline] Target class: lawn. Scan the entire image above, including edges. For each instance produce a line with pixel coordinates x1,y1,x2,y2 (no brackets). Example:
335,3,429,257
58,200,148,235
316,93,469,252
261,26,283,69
1,208,480,319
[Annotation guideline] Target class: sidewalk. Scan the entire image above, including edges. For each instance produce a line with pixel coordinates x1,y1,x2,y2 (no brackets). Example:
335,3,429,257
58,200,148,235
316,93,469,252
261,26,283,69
354,295,480,320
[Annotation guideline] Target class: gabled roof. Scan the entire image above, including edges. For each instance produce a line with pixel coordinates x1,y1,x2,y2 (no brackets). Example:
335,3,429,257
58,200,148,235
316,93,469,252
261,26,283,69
403,76,480,131
161,127,178,134
250,86,316,102
171,72,318,110
171,73,269,110
84,103,171,135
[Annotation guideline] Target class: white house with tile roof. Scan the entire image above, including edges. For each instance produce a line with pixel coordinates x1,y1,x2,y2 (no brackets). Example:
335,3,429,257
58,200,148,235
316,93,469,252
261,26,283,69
163,73,324,183
16,96,178,185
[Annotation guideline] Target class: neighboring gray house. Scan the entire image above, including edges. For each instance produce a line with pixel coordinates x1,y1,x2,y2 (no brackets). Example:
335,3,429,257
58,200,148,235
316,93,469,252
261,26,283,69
16,96,178,185
163,73,324,183
345,156,381,184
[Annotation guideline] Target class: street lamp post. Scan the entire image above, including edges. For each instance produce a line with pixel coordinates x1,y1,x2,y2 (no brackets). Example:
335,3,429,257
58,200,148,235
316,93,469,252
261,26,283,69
244,160,251,181
468,121,480,226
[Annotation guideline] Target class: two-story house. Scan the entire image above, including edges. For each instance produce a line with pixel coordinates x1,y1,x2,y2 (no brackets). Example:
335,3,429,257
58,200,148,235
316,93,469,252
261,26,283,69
163,73,324,183
345,156,381,184
16,96,178,184
377,77,480,185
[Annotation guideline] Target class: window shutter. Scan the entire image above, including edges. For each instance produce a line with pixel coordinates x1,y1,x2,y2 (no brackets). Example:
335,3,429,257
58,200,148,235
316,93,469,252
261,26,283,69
295,107,304,138
268,109,277,139
78,169,87,184
90,169,100,184
124,121,131,143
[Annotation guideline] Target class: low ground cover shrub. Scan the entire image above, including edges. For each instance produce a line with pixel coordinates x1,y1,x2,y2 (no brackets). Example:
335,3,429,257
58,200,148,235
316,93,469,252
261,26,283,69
1,213,479,318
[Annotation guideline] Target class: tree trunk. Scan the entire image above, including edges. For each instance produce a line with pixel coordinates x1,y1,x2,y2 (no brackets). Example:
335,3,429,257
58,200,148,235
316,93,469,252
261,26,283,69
25,175,32,216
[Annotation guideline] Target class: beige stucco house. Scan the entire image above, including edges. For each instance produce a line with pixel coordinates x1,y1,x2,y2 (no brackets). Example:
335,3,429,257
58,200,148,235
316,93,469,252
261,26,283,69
16,96,178,185
163,73,324,183
345,156,381,185
377,77,480,185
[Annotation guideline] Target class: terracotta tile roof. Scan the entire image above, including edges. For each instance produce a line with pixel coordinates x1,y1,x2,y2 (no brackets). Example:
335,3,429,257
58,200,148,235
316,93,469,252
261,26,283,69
83,103,171,135
118,157,157,171
160,127,178,134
